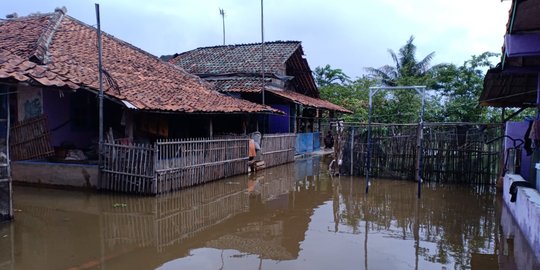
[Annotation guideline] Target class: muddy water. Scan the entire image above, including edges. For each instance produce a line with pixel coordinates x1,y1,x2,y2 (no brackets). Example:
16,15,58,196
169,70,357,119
0,156,539,270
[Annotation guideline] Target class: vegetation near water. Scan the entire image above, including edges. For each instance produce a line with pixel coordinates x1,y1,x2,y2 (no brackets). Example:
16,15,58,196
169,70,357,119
315,35,531,123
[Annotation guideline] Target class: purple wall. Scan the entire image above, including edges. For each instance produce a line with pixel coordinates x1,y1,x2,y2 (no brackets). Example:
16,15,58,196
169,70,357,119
505,121,532,180
505,33,540,58
268,104,290,133
43,90,97,149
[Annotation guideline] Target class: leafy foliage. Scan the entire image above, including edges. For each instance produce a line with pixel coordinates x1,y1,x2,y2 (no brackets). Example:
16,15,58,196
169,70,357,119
314,64,351,87
365,36,437,87
317,38,511,123
433,52,499,122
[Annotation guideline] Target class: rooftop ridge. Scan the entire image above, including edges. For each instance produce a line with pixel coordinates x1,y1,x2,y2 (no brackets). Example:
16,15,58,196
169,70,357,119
0,11,55,23
172,40,303,70
194,40,301,51
30,10,65,64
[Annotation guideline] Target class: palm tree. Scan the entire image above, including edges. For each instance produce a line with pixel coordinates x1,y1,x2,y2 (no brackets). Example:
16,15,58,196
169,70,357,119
365,36,435,86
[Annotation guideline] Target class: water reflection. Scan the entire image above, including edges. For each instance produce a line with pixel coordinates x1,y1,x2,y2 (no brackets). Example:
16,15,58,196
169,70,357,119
0,155,538,270
334,178,500,269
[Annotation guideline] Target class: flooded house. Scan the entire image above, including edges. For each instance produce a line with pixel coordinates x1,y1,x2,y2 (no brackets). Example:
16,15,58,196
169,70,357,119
480,0,540,259
167,41,352,154
0,8,293,196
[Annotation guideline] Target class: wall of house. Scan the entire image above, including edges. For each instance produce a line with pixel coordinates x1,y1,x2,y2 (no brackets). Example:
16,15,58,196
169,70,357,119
500,200,540,270
268,104,290,133
43,89,97,149
12,161,98,189
503,174,540,262
16,85,43,121
505,121,533,181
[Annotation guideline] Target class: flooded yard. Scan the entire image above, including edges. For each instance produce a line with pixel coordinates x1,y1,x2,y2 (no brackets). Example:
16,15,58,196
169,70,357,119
1,156,539,270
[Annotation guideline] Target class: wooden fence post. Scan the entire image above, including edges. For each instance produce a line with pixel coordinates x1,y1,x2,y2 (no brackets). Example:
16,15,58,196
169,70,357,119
153,142,159,195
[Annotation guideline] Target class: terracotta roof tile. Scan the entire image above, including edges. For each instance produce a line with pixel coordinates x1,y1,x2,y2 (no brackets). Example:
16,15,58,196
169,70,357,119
0,14,53,59
171,42,321,98
209,77,351,113
267,88,352,114
0,11,281,115
211,77,267,93
171,41,300,75
170,42,351,112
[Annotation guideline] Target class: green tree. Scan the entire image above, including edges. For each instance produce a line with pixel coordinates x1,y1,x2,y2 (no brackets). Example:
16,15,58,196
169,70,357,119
314,64,351,87
434,52,499,122
319,75,375,122
316,49,508,124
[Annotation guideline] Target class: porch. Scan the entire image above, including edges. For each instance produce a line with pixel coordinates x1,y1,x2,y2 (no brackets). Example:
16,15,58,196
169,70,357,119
11,133,296,195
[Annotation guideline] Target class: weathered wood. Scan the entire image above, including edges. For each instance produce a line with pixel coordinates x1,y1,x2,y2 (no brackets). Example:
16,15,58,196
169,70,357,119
154,137,249,193
9,115,54,161
100,134,297,195
341,123,502,185
260,133,296,168
101,142,156,194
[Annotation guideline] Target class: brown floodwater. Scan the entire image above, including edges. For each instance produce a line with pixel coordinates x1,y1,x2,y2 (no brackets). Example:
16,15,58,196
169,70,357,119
0,156,539,270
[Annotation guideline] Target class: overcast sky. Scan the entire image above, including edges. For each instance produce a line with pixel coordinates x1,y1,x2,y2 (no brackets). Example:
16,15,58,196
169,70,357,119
2,0,511,78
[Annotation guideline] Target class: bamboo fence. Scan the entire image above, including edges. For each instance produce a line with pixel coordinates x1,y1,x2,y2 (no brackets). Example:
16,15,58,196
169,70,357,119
340,123,502,185
155,138,249,193
260,134,296,168
100,134,296,194
101,142,155,194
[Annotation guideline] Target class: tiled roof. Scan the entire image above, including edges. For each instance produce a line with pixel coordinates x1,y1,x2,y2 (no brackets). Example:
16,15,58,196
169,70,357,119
170,41,320,98
208,77,351,113
267,88,352,114
171,43,349,113
170,41,301,75
0,10,282,114
211,77,267,93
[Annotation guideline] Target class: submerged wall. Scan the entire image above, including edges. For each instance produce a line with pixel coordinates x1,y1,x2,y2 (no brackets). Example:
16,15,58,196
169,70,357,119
503,173,540,262
12,161,98,189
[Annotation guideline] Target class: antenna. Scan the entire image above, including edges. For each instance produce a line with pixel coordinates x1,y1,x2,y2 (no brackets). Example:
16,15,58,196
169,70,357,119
219,8,225,45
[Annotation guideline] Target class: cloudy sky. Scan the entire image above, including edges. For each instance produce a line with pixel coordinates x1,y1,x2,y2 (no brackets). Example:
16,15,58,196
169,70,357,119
2,0,511,78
